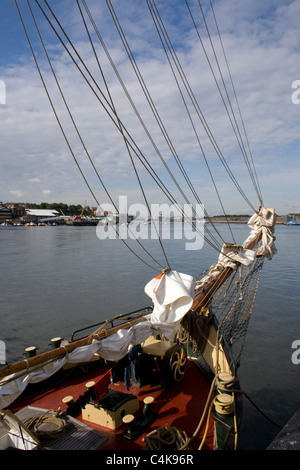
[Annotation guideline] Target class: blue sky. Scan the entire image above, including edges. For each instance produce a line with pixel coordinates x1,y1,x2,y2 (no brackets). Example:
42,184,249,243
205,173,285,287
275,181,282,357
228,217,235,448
0,0,299,216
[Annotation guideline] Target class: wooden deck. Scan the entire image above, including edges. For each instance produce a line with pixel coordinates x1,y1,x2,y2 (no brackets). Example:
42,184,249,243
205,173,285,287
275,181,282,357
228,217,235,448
8,359,215,450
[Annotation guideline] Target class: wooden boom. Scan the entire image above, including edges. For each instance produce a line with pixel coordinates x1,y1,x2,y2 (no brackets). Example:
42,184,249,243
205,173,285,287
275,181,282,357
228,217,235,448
0,316,147,381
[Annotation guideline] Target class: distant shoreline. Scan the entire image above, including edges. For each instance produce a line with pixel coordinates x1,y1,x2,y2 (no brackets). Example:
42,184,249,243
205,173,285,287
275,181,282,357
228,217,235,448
207,215,286,225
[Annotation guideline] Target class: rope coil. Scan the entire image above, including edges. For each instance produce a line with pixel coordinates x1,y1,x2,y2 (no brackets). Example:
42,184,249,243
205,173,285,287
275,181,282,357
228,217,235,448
143,426,192,450
24,409,66,445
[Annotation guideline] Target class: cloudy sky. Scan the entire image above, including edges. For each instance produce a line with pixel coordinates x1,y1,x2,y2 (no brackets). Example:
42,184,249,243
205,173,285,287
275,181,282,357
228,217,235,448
1,0,299,216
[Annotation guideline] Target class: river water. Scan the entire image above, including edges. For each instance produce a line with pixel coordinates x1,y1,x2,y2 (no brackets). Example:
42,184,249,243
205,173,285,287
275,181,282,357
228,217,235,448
0,221,299,450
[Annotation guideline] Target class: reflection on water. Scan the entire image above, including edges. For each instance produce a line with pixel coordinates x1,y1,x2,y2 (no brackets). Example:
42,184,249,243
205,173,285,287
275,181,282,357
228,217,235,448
1,222,300,449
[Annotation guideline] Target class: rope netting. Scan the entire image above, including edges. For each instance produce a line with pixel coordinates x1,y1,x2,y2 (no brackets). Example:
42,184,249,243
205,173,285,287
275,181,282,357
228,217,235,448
212,256,264,361
181,255,264,365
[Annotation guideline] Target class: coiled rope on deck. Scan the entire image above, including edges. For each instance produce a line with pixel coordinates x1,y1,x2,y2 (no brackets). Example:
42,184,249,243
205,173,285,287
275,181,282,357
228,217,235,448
24,409,66,445
143,426,192,450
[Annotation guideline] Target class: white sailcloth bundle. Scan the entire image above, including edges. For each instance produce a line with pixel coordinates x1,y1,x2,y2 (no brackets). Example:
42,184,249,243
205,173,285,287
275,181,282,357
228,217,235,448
196,207,276,291
97,270,195,359
244,207,277,260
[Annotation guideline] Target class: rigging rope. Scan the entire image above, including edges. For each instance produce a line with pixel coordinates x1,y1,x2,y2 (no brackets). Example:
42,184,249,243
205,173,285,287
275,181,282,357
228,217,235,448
105,0,225,249
192,0,263,206
79,0,222,253
78,0,170,269
148,0,257,214
17,0,264,266
36,0,197,219
209,0,263,206
29,0,232,257
31,0,205,246
147,0,236,243
17,0,165,272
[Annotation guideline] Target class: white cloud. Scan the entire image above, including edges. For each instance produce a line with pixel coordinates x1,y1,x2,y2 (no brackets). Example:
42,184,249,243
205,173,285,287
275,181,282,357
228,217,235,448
28,178,40,183
10,190,25,198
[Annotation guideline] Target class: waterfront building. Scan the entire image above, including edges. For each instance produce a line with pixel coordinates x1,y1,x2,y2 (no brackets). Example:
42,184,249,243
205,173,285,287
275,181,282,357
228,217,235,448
0,204,12,221
25,209,59,223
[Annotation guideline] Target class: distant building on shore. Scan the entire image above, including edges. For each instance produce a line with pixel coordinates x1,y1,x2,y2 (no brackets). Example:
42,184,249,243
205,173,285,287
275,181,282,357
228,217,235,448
3,203,26,219
288,213,300,222
0,204,12,221
25,209,60,223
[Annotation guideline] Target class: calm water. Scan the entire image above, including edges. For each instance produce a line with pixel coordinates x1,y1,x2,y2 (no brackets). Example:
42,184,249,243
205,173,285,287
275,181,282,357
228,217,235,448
1,222,299,450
